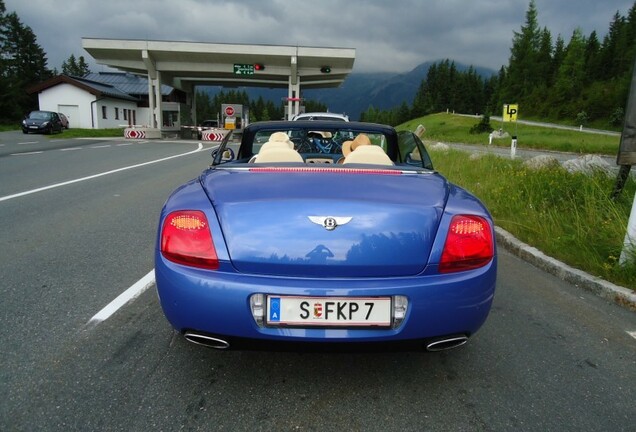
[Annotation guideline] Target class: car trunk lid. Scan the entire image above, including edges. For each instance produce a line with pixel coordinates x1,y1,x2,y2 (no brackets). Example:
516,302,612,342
201,167,448,277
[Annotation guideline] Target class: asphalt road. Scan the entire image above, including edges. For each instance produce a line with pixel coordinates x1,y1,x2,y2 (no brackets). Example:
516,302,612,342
0,131,634,431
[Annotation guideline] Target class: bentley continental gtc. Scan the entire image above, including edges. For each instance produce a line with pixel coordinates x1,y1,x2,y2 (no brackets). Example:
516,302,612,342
155,121,497,352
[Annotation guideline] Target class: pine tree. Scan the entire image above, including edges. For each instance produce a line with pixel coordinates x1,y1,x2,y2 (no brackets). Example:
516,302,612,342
502,0,542,103
584,31,602,82
62,54,90,77
553,28,587,117
0,2,52,121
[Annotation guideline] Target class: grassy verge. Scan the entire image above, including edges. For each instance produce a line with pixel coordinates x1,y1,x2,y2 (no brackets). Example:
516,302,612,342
399,113,620,155
427,147,636,290
54,128,126,138
0,125,125,137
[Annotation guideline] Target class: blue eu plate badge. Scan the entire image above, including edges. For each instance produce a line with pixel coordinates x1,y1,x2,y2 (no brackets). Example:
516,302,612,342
269,297,280,322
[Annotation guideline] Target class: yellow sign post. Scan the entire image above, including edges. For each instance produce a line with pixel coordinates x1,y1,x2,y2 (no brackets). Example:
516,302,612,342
503,104,518,122
503,104,519,158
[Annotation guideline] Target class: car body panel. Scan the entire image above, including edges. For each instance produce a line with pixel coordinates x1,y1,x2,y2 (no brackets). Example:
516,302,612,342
200,168,448,277
58,112,69,129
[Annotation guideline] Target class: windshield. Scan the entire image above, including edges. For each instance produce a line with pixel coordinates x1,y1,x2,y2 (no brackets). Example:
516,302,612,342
294,115,348,121
252,128,386,157
213,122,433,170
28,111,51,120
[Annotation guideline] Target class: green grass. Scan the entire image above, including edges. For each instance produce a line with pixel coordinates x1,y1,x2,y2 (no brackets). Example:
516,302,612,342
0,124,19,132
424,146,636,290
399,113,620,155
0,126,126,137
52,128,126,138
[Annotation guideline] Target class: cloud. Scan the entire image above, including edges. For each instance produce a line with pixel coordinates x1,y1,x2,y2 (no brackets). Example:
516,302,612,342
4,0,634,74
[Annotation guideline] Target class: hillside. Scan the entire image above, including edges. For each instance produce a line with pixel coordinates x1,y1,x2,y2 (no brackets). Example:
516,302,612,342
201,61,496,121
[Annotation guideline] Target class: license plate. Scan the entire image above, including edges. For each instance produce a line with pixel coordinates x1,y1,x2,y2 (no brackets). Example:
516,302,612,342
266,296,391,327
29,126,38,129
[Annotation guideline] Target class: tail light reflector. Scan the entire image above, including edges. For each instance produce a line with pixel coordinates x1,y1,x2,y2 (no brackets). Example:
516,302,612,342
161,210,219,269
439,215,493,273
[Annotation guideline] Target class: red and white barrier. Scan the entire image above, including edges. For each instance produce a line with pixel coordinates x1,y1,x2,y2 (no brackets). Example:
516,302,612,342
124,129,146,139
201,129,228,141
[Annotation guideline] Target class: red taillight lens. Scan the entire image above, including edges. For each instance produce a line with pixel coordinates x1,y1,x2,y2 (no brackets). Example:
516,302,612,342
439,215,494,273
161,210,219,269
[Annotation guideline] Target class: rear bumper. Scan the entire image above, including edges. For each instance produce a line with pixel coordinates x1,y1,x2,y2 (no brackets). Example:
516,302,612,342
180,331,470,352
155,253,497,346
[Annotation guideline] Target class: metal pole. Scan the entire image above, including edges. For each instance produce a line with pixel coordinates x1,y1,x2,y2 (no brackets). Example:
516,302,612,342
612,165,632,199
618,56,636,264
619,188,636,265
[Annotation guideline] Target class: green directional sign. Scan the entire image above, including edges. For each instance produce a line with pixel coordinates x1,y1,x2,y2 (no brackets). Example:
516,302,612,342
233,64,255,75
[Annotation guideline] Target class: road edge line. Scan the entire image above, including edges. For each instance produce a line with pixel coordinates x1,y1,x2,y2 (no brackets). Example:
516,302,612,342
85,269,155,328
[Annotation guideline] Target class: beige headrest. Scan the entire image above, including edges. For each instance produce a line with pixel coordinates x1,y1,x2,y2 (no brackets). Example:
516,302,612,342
342,133,371,156
268,132,294,149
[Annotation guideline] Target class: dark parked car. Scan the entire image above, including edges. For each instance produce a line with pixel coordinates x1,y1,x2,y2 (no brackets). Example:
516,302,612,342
22,111,63,134
197,119,219,139
58,112,69,129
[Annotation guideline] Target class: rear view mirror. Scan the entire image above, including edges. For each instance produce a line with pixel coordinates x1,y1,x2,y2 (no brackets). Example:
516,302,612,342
211,148,235,164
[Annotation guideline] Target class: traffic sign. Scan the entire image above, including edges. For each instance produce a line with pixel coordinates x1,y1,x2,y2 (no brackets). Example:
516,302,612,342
225,106,235,116
234,64,255,75
503,104,519,122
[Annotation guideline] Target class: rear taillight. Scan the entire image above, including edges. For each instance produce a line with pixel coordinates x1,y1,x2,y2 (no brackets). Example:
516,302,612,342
161,210,219,269
439,215,494,273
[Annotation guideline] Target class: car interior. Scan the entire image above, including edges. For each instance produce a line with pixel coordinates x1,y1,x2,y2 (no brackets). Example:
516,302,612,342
214,125,433,170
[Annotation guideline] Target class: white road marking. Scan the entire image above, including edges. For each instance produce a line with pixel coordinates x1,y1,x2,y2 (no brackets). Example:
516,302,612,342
0,143,203,202
116,143,133,146
90,144,111,149
11,151,42,156
18,141,38,145
87,269,155,326
60,147,82,151
628,331,636,340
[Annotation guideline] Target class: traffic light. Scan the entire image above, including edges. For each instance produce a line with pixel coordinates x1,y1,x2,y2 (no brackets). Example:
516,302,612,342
320,66,331,73
254,63,265,71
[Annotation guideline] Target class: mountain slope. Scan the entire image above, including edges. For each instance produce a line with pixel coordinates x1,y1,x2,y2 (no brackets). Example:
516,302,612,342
202,61,495,120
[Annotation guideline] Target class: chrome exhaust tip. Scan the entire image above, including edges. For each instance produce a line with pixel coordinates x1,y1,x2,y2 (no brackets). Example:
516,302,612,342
426,335,468,352
184,332,230,350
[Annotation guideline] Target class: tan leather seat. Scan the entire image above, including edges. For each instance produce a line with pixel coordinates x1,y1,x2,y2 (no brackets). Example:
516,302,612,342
250,132,299,163
342,145,393,166
258,140,292,154
254,147,304,163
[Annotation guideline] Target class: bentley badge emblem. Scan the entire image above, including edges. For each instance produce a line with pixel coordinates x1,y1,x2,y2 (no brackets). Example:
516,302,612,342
308,216,353,231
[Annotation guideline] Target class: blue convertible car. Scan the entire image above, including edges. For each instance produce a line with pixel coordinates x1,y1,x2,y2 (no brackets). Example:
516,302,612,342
155,121,496,351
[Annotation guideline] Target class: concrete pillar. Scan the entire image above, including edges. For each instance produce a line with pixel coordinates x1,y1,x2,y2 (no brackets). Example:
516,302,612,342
287,75,301,120
147,73,155,128
191,87,197,126
155,70,162,130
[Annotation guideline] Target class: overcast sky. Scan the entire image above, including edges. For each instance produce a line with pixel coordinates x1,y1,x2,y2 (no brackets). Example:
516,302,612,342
5,0,635,74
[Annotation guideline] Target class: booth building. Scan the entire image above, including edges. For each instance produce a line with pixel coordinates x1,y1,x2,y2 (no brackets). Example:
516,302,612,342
28,72,186,130
30,39,355,137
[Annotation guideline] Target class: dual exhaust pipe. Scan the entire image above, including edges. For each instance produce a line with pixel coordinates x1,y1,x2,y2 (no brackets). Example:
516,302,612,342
184,332,230,349
425,335,468,352
184,331,469,352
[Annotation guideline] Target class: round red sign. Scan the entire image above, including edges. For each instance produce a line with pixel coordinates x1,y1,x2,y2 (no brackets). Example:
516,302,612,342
225,106,235,116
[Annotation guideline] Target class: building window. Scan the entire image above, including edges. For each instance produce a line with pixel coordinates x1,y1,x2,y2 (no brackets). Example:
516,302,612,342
115,107,119,120
101,106,107,119
123,109,127,121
